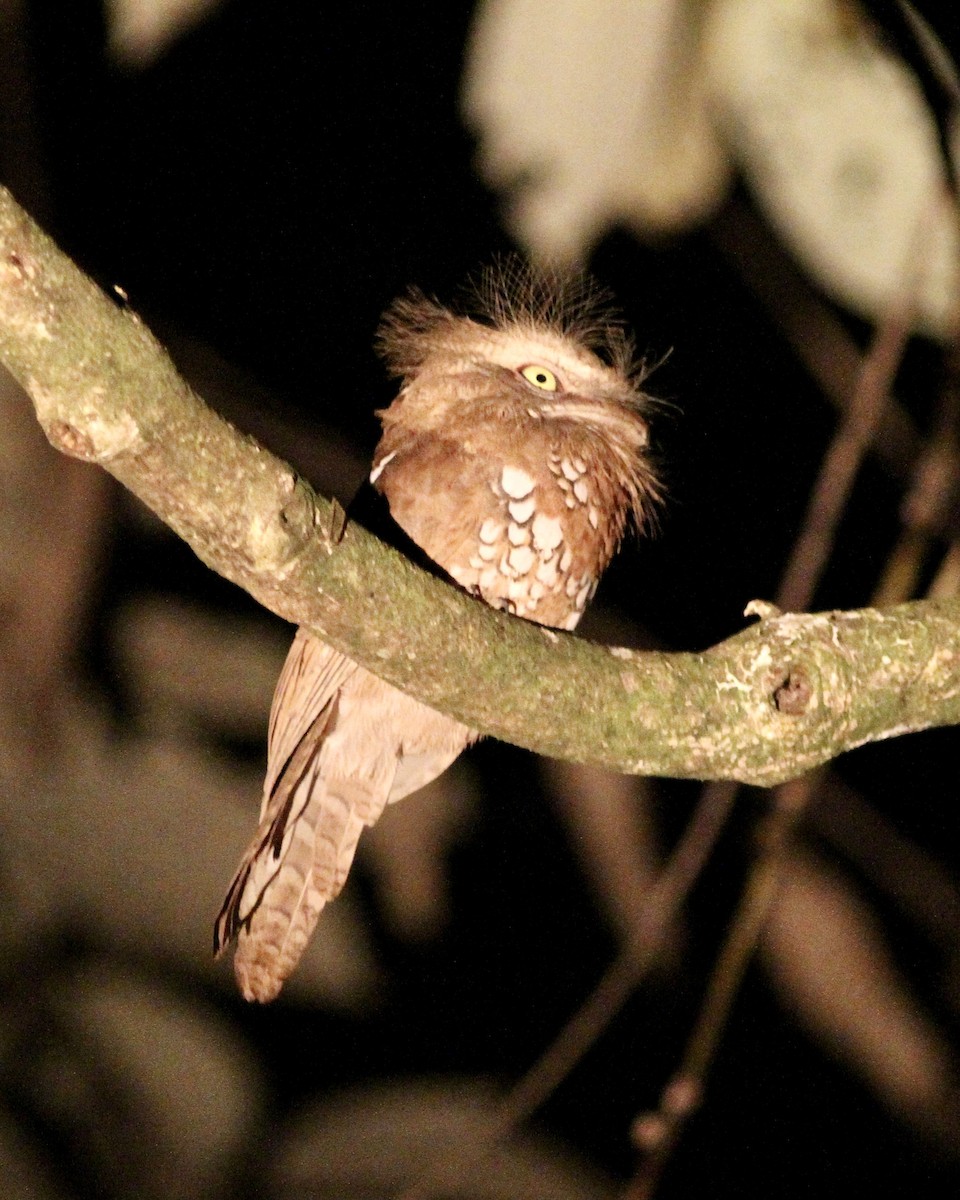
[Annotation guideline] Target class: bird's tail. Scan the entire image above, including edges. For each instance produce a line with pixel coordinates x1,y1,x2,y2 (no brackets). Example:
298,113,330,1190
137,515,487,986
222,771,369,1002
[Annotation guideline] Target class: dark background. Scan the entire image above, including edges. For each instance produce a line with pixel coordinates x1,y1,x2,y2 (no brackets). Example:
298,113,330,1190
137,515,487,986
2,2,960,1198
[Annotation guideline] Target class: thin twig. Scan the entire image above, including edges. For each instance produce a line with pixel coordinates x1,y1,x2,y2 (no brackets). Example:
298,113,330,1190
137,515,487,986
394,779,739,1200
777,313,912,611
621,296,909,1195
875,322,960,605
622,778,816,1200
710,200,951,521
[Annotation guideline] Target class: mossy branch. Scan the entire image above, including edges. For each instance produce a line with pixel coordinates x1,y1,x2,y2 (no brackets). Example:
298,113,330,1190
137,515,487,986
1,184,958,786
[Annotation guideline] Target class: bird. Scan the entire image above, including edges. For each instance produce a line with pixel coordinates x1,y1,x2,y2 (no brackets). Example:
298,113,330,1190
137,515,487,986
213,261,660,1002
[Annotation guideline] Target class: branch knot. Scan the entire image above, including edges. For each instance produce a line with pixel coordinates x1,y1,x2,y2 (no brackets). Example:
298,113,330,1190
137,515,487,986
772,667,813,715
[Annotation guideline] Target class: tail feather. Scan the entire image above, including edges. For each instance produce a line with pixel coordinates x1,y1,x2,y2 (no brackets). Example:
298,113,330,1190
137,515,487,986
215,708,391,1002
233,783,368,1003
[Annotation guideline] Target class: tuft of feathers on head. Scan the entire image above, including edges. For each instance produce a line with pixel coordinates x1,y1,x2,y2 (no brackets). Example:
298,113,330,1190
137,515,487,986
376,255,652,392
468,256,640,378
376,257,665,533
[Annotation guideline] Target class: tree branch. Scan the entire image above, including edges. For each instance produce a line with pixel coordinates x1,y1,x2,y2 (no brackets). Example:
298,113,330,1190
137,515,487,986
0,184,958,786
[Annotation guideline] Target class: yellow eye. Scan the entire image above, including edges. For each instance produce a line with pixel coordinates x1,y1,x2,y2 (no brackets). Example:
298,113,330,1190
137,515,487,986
520,364,559,392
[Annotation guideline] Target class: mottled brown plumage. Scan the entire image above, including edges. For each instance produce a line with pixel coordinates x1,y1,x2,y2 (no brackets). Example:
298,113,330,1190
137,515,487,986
214,264,659,1001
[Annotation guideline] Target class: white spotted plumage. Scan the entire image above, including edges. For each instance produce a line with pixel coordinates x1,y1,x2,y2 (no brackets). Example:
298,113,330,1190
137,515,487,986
214,261,660,1001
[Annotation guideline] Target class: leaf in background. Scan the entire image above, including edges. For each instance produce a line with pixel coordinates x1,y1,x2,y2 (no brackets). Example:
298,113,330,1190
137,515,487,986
465,0,960,336
762,848,959,1146
462,0,731,260
104,0,226,65
705,0,960,338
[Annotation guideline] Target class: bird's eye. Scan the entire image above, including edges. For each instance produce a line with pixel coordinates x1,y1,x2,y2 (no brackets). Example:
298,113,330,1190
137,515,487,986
520,364,559,392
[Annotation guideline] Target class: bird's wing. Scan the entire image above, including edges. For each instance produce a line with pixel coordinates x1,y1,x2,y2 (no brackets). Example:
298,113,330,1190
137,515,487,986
213,631,375,1001
261,627,357,813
